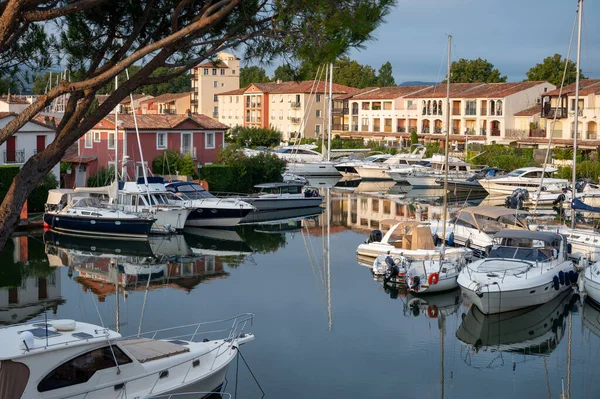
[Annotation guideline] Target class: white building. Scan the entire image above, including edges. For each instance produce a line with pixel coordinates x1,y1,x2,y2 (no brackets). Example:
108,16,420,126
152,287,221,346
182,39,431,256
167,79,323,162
190,52,241,117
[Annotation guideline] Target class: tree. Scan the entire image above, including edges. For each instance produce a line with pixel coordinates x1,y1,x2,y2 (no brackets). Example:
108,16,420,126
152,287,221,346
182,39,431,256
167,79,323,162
302,56,377,88
0,0,395,252
229,126,282,148
239,66,269,87
525,54,585,87
272,64,301,82
410,130,418,145
449,58,507,83
377,61,395,86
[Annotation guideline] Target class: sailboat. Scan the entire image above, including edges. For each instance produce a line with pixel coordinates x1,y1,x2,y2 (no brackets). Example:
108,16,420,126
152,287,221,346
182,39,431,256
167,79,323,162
401,35,473,294
285,63,342,177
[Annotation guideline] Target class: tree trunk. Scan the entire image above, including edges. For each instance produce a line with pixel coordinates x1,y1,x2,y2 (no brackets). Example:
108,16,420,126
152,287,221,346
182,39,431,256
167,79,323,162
0,136,71,252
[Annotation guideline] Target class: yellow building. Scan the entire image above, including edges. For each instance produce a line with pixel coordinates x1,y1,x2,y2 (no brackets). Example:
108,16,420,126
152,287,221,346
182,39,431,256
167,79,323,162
190,52,240,117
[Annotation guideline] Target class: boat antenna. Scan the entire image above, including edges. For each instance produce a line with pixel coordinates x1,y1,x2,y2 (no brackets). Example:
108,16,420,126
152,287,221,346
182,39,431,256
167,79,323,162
571,0,583,228
440,34,451,259
533,8,578,213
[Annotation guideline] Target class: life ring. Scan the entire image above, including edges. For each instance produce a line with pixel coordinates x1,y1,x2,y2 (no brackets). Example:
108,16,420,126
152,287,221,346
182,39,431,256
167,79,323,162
428,272,440,285
427,305,439,318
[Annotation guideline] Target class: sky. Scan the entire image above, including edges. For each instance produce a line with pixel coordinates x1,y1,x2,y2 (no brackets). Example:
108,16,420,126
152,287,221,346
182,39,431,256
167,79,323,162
343,0,600,84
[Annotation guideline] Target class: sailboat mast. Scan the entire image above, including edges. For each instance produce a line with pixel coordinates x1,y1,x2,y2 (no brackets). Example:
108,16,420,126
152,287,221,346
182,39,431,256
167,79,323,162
571,0,583,228
321,65,328,156
441,35,452,243
114,75,119,183
327,62,333,162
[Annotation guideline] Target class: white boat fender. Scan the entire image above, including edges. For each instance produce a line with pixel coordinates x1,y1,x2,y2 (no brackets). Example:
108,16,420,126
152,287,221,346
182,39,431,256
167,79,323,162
52,319,76,331
19,331,35,351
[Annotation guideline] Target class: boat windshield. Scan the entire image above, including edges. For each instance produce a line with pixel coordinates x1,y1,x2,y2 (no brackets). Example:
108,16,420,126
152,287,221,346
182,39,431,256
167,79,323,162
489,246,555,262
474,214,528,233
507,169,527,177
168,183,214,199
71,197,102,208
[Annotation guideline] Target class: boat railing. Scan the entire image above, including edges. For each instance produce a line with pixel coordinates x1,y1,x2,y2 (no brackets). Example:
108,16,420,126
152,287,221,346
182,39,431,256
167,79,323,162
123,313,254,344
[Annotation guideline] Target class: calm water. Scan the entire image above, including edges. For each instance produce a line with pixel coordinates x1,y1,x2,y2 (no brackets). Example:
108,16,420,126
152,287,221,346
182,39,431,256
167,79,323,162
2,184,600,399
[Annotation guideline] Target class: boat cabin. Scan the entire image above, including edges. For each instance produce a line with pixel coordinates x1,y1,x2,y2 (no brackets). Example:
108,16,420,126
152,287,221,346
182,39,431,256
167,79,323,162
165,181,215,200
254,182,307,195
505,167,559,179
453,206,529,234
429,155,471,172
378,220,435,250
489,230,565,262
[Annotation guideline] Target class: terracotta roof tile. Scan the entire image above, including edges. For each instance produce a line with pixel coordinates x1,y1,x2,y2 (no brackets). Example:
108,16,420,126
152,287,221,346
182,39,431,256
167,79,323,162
408,83,485,98
0,112,58,130
334,87,379,100
195,60,229,68
99,114,228,130
350,86,430,100
0,95,29,104
218,86,249,96
544,79,600,96
514,104,541,117
458,81,549,98
140,92,191,104
119,94,152,104
248,80,357,95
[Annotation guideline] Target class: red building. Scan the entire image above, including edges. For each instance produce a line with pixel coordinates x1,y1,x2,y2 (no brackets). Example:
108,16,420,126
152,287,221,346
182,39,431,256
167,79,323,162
73,113,228,186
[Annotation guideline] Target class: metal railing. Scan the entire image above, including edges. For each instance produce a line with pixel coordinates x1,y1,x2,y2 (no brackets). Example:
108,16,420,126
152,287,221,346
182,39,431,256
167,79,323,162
3,149,25,163
490,129,501,136
332,107,349,114
351,109,359,115
290,102,301,108
434,127,442,134
290,117,301,124
480,128,487,136
542,107,567,118
180,147,197,159
422,127,430,133
397,127,406,133
587,133,597,140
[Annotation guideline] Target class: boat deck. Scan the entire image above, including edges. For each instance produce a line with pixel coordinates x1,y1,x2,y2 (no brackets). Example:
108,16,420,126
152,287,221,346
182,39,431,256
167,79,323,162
120,338,190,363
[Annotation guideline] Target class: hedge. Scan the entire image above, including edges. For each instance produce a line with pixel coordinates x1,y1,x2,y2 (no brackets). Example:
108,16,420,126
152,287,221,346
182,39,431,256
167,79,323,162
198,165,237,193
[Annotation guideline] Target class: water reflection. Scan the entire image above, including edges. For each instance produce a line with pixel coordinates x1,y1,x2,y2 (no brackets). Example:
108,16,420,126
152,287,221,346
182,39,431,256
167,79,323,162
0,235,64,324
457,290,577,359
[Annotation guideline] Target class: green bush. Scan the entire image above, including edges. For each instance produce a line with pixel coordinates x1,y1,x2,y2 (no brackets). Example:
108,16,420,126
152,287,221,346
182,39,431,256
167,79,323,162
470,144,536,170
202,144,286,193
425,142,443,157
87,166,115,187
229,126,282,148
0,166,20,200
28,173,58,212
151,150,199,179
558,161,600,181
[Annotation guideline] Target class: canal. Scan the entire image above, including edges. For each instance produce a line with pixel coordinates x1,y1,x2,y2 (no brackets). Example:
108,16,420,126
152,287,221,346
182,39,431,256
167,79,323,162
1,186,599,398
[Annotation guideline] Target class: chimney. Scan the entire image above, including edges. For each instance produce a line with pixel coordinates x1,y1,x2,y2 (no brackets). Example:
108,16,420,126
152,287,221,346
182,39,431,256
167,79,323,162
276,79,282,84
6,92,11,103
187,109,192,117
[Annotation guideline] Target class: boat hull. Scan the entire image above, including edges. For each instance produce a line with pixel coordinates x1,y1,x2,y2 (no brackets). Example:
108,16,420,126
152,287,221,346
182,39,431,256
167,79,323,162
286,162,341,176
458,268,574,314
243,197,322,211
584,265,600,304
355,167,392,180
43,213,154,239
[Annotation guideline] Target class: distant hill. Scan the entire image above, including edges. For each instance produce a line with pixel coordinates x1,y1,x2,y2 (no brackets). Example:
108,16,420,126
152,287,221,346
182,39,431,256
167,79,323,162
399,81,438,86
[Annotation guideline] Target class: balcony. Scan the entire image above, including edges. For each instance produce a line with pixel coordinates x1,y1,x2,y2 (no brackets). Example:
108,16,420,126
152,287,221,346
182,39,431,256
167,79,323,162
542,107,568,119
332,124,349,131
180,147,197,159
291,117,301,124
529,129,546,138
491,129,501,137
407,105,417,110
383,126,392,133
372,126,381,132
434,127,442,134
571,132,581,139
290,102,301,108
3,149,25,164
552,130,563,138
408,126,417,132
160,109,176,114
397,127,406,133
452,128,459,134
422,127,430,133
452,109,461,116
480,128,487,136
332,108,349,115
466,128,476,135
361,125,370,132
587,132,597,140
480,108,487,116
351,109,359,115
351,125,359,131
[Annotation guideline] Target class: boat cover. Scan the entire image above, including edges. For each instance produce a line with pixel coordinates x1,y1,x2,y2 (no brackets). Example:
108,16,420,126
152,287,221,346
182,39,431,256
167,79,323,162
120,338,190,363
571,198,600,213
0,360,30,398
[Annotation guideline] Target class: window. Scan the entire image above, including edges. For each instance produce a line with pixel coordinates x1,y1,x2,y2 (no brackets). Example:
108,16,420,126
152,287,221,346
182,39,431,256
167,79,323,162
213,81,218,88
212,69,217,75
229,96,232,103
465,100,476,116
93,132,101,142
157,132,166,149
232,69,236,75
315,124,321,134
280,95,283,103
108,132,115,149
203,68,209,75
213,106,218,117
220,69,225,75
316,110,321,118
206,132,215,149
279,110,283,120
362,119,369,126
271,110,275,120
316,94,321,103
236,96,239,104
272,96,275,103
84,132,93,148
38,346,132,392
213,95,218,102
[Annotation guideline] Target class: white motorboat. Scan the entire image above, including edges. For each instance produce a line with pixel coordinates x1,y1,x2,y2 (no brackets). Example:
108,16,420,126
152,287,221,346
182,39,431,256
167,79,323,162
234,182,323,211
164,181,254,227
533,224,600,263
354,145,427,180
0,315,254,399
479,167,568,196
456,290,575,355
115,178,192,232
43,189,155,239
584,261,600,305
334,154,392,177
286,160,341,176
274,144,323,162
431,206,529,254
390,155,473,187
458,230,575,314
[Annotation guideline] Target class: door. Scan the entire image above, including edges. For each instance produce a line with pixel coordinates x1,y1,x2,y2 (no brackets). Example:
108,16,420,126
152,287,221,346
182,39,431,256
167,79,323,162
36,135,46,154
38,277,47,300
6,136,16,162
75,165,87,187
181,133,192,157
